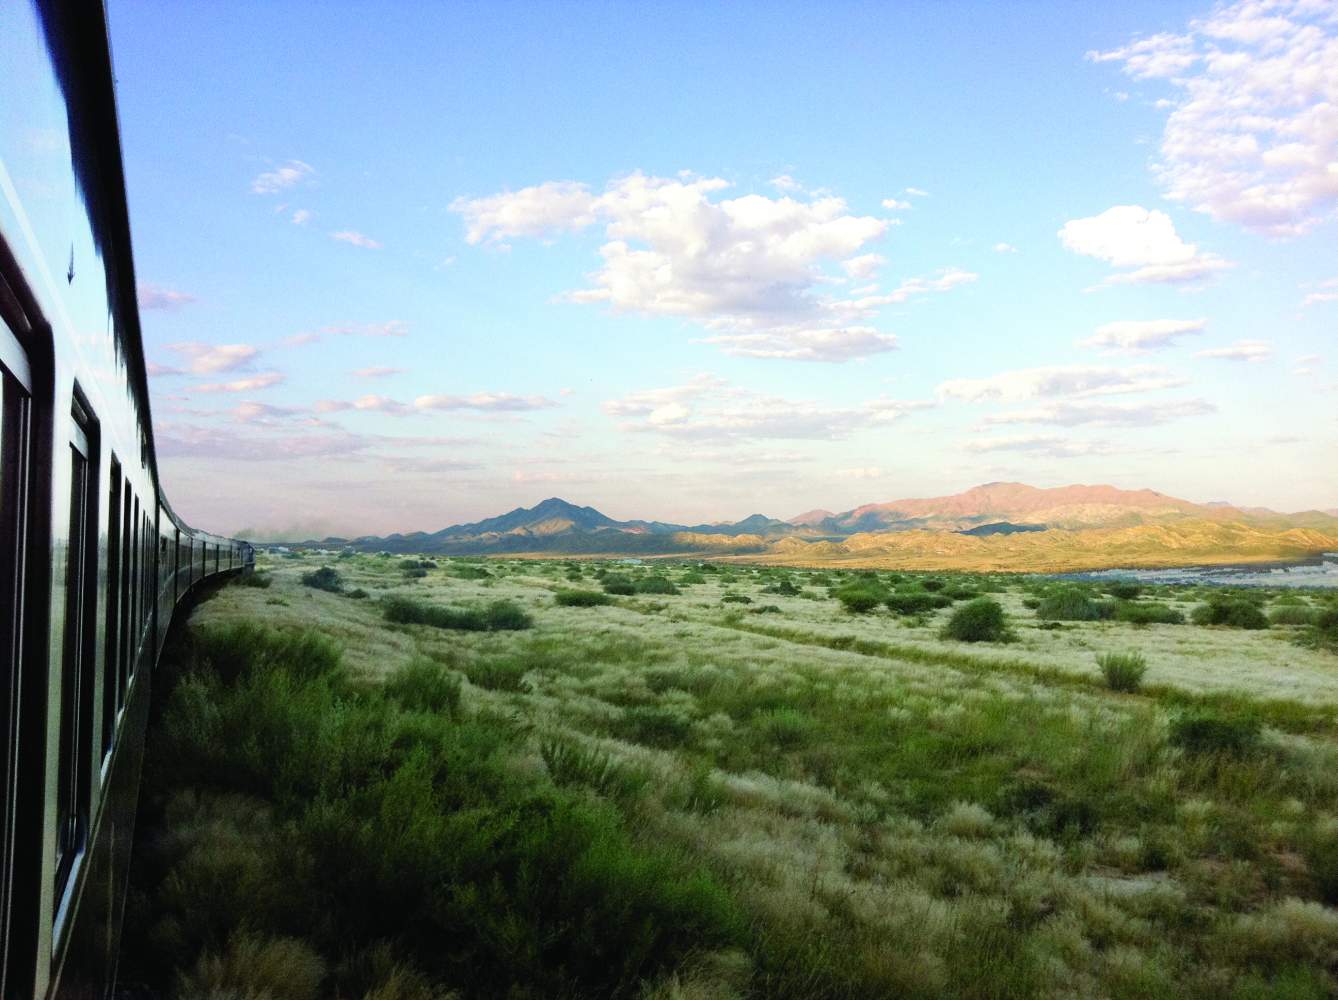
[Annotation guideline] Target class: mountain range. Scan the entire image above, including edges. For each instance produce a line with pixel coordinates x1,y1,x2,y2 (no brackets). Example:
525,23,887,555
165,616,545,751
288,483,1338,572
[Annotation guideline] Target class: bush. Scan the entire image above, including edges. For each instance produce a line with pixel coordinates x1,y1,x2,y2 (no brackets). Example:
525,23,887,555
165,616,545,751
383,658,461,714
943,586,980,602
1114,601,1184,625
942,598,1008,642
383,596,531,632
449,564,491,580
601,575,636,596
1097,651,1147,692
678,571,706,585
1270,605,1318,626
402,567,428,579
835,587,883,614
1104,582,1143,600
1192,598,1269,630
634,576,680,595
1169,711,1262,756
721,593,752,604
1035,587,1114,621
920,579,946,592
345,588,369,600
885,592,936,615
483,600,533,631
762,579,800,596
300,566,343,593
555,589,612,608
236,572,272,589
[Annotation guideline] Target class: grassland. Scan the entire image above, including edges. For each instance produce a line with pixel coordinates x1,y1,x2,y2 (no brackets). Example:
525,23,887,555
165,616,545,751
124,552,1338,999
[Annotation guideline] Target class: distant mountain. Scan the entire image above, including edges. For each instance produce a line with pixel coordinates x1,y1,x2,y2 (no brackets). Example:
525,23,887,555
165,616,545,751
296,484,1338,568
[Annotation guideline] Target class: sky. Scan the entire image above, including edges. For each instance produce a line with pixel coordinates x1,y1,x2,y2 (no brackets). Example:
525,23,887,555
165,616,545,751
108,0,1337,539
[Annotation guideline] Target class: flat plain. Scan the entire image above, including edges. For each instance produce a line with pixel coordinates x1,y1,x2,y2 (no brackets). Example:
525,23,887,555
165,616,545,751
125,551,1338,1000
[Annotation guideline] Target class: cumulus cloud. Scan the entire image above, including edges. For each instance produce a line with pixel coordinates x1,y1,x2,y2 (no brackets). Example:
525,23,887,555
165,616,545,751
983,397,1215,427
938,364,1186,402
352,366,404,379
451,180,599,245
452,172,967,362
1195,339,1273,362
1088,0,1338,237
1059,205,1231,286
603,375,930,442
164,341,259,375
331,230,383,249
194,371,286,394
964,434,1116,458
138,283,196,310
881,198,911,211
1079,318,1207,354
413,392,559,412
250,160,313,195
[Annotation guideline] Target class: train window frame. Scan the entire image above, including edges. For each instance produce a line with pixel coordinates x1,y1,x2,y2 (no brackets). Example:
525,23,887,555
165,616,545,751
100,456,121,772
53,394,99,919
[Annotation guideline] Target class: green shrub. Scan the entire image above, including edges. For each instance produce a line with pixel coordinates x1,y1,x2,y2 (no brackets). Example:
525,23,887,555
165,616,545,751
464,658,531,692
1169,711,1262,756
236,572,273,589
942,598,1008,642
383,658,461,714
721,593,752,604
943,586,980,602
483,600,533,631
920,579,946,592
679,571,706,585
346,588,369,600
601,575,636,596
1096,650,1147,692
1114,601,1184,625
634,576,680,595
622,706,693,747
402,567,428,579
754,708,813,748
449,563,491,580
885,592,936,615
1036,587,1114,621
175,933,326,1000
540,738,647,800
835,587,883,614
300,566,343,593
1192,598,1269,630
1104,582,1143,600
1270,605,1319,626
555,589,612,607
762,579,800,596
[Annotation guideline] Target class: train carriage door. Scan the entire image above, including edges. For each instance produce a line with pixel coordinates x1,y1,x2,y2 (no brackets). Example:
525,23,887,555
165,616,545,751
100,460,121,768
54,397,98,912
0,285,34,999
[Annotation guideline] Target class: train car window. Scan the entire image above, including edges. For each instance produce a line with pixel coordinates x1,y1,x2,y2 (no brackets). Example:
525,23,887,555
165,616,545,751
118,482,132,706
55,400,98,903
0,342,32,976
101,458,122,766
129,495,139,677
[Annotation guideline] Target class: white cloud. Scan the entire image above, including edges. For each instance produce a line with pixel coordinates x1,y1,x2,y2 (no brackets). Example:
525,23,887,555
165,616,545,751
1088,1,1338,237
770,174,802,192
905,187,930,197
314,394,412,416
992,242,1019,254
938,364,1186,402
1302,277,1338,307
413,392,559,412
983,397,1215,427
837,267,978,309
147,361,183,377
1080,318,1207,354
451,180,598,245
453,172,963,361
881,198,911,211
842,253,886,280
603,375,930,442
331,230,383,249
250,160,314,195
1058,205,1231,286
291,209,313,225
835,466,884,480
352,366,404,379
194,371,286,394
965,434,1116,458
164,341,259,375
1195,339,1273,362
138,283,197,310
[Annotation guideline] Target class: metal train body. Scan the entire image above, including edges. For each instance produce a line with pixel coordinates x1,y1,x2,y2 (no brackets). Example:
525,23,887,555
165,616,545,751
1,3,252,995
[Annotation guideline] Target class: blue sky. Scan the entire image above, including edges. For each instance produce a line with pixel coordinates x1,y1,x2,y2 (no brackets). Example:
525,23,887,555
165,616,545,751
108,0,1336,537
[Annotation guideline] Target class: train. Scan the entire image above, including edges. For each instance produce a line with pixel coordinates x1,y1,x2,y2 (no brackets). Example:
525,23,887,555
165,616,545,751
1,2,253,995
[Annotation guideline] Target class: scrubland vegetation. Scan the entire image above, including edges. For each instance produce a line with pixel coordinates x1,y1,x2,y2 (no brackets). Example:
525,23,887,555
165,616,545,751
124,552,1338,999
